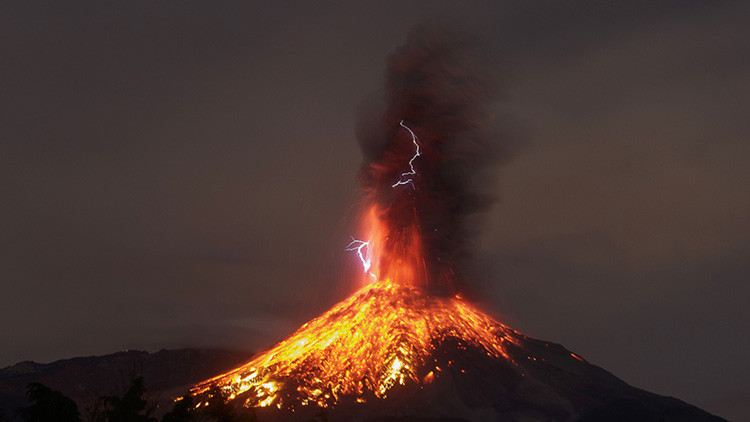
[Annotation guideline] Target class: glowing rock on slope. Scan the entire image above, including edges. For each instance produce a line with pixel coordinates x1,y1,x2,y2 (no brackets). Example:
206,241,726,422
190,279,522,410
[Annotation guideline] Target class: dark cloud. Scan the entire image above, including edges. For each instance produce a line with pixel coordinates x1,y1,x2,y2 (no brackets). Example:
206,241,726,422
356,24,506,294
0,1,747,420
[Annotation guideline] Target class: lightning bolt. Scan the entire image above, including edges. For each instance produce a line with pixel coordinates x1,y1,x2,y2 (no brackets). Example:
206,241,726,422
346,238,371,272
346,237,377,280
392,120,421,189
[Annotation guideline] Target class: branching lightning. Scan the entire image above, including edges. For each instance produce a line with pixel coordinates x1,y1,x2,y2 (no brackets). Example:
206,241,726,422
346,238,372,272
392,120,422,189
346,237,377,280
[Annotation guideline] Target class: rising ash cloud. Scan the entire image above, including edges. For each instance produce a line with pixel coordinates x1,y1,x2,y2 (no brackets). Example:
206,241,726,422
356,24,508,295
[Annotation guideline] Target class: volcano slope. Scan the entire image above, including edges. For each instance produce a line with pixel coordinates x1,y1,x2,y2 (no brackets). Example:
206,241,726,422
189,281,725,422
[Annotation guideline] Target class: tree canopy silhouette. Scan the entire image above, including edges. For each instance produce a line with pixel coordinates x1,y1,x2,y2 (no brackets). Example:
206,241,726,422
15,383,81,422
161,395,194,422
96,376,156,422
162,388,255,422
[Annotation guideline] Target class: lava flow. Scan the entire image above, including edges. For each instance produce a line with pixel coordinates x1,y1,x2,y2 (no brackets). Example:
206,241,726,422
190,279,522,410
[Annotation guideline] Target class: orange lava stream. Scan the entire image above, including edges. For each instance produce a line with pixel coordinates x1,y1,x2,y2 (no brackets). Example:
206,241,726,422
191,279,521,410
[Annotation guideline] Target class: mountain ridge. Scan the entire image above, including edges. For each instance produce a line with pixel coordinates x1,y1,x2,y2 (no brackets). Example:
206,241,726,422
0,348,252,419
0,343,729,421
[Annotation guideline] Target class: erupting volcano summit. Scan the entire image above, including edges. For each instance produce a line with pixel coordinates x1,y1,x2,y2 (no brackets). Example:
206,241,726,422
192,24,507,411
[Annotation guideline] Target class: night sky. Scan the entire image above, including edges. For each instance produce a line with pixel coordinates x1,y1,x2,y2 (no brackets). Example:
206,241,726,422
1,1,748,420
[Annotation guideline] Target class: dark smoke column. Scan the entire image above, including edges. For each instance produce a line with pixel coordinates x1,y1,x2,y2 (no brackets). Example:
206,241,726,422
357,25,504,295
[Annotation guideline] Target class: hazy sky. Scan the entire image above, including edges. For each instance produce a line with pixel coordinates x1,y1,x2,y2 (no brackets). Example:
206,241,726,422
1,1,748,420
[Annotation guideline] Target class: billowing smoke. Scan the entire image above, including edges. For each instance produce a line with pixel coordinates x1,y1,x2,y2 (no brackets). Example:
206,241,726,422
356,24,505,295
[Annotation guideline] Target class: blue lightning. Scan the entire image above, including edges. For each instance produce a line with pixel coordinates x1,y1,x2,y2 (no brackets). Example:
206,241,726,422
391,120,422,189
346,238,372,272
346,237,377,280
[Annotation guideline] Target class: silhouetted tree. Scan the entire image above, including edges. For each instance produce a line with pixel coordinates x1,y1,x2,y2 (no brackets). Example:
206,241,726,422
15,383,81,422
160,389,259,422
161,395,195,422
193,388,255,422
97,377,156,422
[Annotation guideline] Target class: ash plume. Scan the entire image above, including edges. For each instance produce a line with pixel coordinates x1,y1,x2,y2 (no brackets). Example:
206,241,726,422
357,24,506,295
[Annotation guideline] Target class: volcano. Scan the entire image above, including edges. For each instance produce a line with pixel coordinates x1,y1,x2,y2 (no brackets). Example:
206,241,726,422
189,280,724,422
188,26,725,422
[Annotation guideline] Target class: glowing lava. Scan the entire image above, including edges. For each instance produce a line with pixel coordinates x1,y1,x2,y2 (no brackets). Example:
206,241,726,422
190,279,522,410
